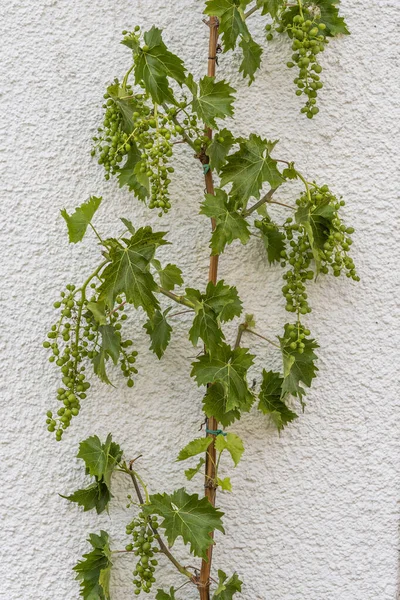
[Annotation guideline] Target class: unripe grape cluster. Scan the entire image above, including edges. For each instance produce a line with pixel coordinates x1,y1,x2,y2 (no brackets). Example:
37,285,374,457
295,184,359,280
44,284,138,439
267,10,328,117
125,513,160,595
286,14,327,117
280,221,314,315
281,322,312,355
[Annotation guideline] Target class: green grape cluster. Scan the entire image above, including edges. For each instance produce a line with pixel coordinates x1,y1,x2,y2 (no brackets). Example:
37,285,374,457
295,184,359,280
44,286,138,439
111,297,138,388
281,322,311,354
126,513,159,595
280,221,314,315
267,11,328,117
286,14,327,117
43,284,91,440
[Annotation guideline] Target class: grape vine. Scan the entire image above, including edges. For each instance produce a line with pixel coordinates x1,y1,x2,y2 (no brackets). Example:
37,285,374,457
43,2,355,599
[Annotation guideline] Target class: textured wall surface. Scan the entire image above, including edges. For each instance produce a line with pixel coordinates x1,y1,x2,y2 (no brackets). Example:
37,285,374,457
1,1,399,599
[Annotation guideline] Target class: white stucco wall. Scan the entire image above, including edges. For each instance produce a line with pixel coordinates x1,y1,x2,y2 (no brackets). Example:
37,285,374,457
1,1,399,599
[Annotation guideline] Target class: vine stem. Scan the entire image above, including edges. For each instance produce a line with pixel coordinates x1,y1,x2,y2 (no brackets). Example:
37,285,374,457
199,15,220,600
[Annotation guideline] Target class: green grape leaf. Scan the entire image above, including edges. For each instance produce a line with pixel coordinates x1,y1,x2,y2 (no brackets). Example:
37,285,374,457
203,384,242,427
92,324,121,384
191,343,255,411
143,308,172,359
98,227,168,315
312,0,350,36
202,280,243,322
187,75,236,128
213,570,243,599
280,0,349,37
204,0,250,51
256,219,286,264
187,298,225,354
61,196,102,243
200,189,250,254
239,37,262,84
206,128,236,172
185,457,205,481
296,202,335,271
156,589,177,600
186,281,242,353
77,434,123,489
215,432,244,466
280,333,319,401
152,259,184,291
61,481,111,515
258,370,298,431
118,145,149,200
73,531,112,600
257,0,282,17
220,135,284,205
217,477,232,492
144,488,225,559
134,27,186,104
177,437,213,461
87,301,107,326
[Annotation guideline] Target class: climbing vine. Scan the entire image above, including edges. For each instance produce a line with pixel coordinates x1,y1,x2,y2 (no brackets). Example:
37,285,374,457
43,1,357,598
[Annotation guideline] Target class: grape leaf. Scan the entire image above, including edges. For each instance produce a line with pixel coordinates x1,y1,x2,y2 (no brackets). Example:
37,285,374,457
239,37,262,84
213,570,243,599
73,531,112,600
144,488,225,559
217,477,232,492
186,281,242,353
152,259,184,291
156,589,177,600
87,301,107,326
76,434,123,488
187,75,236,128
143,308,172,359
61,196,102,243
312,0,350,36
258,370,298,431
215,432,244,466
62,481,111,515
280,0,349,37
92,324,120,384
220,135,284,205
206,128,236,172
295,202,335,272
200,189,251,254
98,227,168,315
177,437,213,461
191,343,255,411
203,383,242,426
118,146,149,200
185,457,205,481
257,0,282,17
201,280,243,323
255,218,286,264
204,0,250,51
280,332,319,401
134,27,186,104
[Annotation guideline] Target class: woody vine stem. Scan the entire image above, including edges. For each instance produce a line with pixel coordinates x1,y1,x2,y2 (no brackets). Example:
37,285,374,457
43,2,357,599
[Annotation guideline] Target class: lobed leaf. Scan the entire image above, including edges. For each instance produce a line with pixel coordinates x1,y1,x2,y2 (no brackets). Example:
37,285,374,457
258,369,298,431
144,488,225,559
73,531,112,600
61,196,102,244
